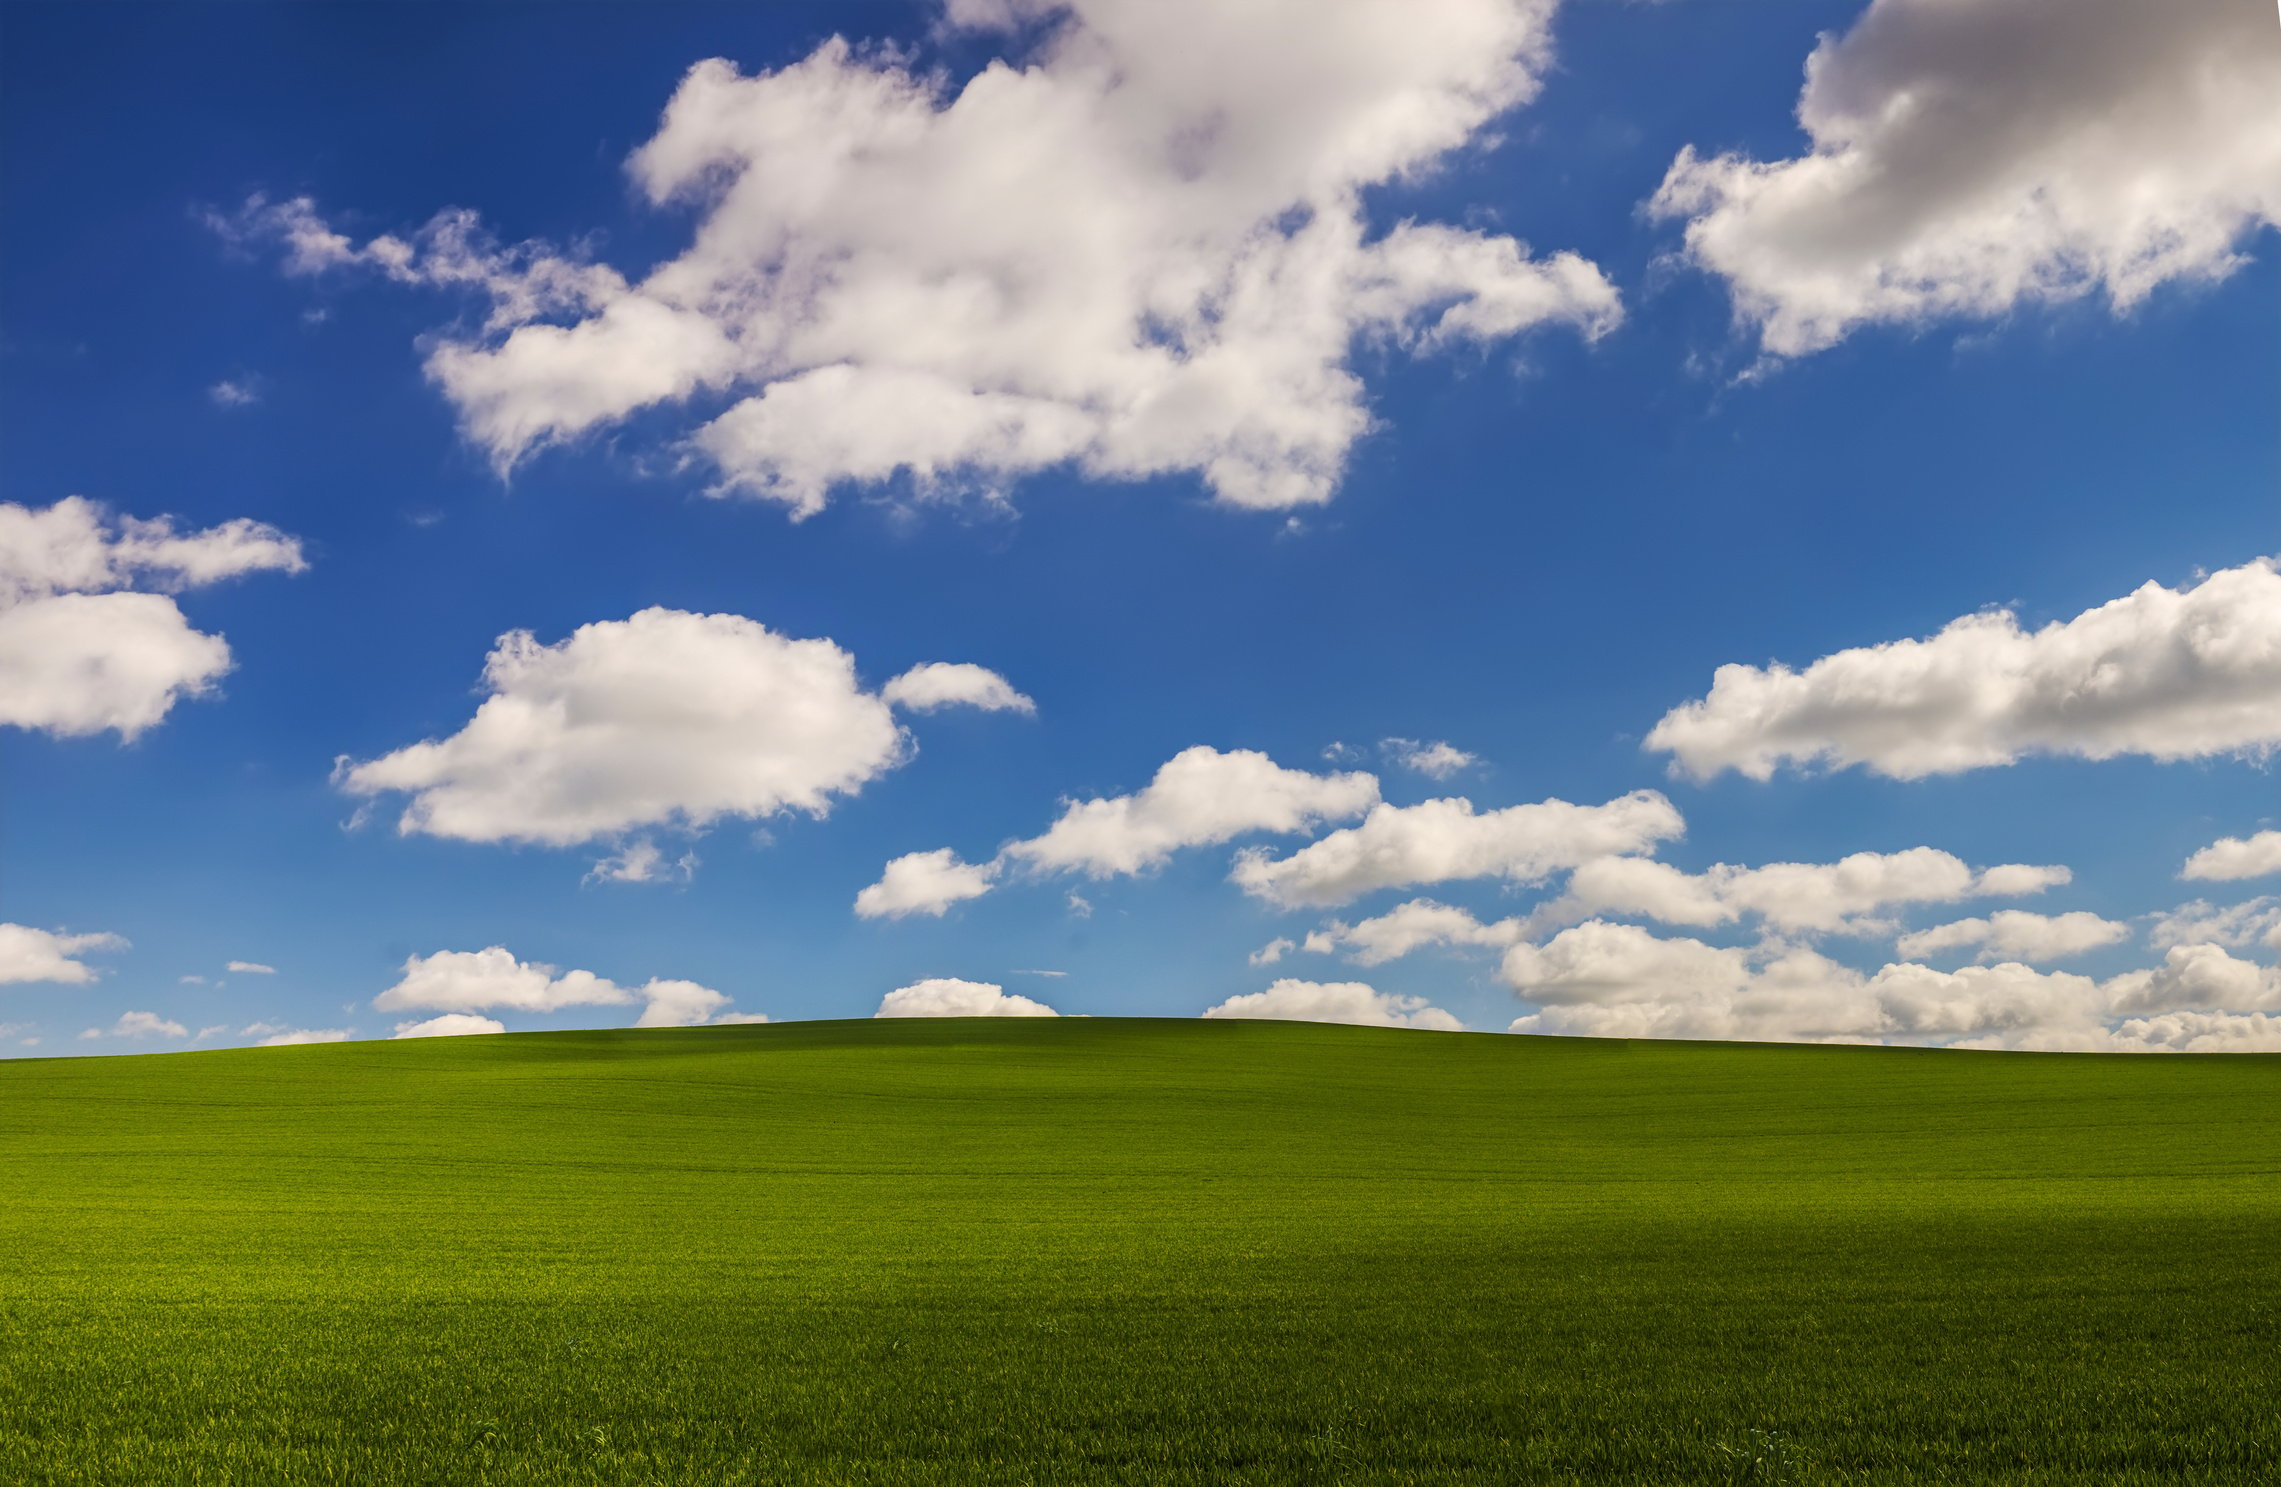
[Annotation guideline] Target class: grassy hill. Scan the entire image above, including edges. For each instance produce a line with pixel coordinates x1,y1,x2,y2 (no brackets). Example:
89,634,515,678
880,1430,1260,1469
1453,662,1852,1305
1,1018,2275,1484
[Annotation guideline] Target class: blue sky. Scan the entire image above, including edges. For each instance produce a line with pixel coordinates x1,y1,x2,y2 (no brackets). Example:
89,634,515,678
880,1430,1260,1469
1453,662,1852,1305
5,0,2277,1052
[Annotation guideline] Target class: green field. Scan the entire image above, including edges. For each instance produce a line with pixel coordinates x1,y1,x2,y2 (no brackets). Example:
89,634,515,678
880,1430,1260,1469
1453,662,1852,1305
1,1019,2275,1485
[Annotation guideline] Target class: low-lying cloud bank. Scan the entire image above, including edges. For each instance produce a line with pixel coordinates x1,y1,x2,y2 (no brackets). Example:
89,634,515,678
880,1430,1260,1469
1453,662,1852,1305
374,946,761,1028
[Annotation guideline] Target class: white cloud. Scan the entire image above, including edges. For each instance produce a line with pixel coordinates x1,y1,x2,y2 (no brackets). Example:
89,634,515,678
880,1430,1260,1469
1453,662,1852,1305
881,662,1035,715
81,1010,191,1041
258,1027,352,1047
0,923,127,985
1651,0,2281,360
392,1014,508,1038
875,977,1058,1018
226,960,277,975
228,0,1617,516
1312,898,1526,966
208,378,261,408
861,745,1377,913
1557,850,2069,936
1648,559,2281,781
1895,910,2129,963
2103,1011,2281,1054
339,608,1016,848
584,839,699,885
376,947,633,1014
373,945,751,1027
1230,788,1683,909
0,497,305,740
632,978,733,1027
1248,937,1297,967
2183,829,2281,882
1007,746,1381,878
1500,920,2281,1050
2148,897,2281,954
1382,739,1476,779
1202,978,1462,1031
854,848,999,919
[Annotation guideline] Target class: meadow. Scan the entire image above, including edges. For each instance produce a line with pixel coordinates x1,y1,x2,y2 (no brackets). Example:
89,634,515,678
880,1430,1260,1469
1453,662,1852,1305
0,1017,2275,1485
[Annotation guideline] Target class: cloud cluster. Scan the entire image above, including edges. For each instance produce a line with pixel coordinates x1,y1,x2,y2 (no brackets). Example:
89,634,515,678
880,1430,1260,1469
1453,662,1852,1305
1648,559,2281,781
1652,0,2281,359
392,1013,507,1039
338,607,1024,858
2147,898,2281,955
855,745,1378,916
79,1010,188,1041
1503,920,2281,1051
374,946,753,1027
0,497,305,740
1229,789,1684,908
1203,977,1461,1030
875,977,1058,1017
226,0,1618,516
2183,830,2281,883
0,923,127,985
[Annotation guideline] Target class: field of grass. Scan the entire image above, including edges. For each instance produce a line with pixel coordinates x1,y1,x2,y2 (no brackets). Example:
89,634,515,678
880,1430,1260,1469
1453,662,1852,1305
0,1018,2275,1485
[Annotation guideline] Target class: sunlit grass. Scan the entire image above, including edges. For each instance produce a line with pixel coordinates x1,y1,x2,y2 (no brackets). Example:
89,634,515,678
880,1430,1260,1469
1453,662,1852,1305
1,1018,2275,1483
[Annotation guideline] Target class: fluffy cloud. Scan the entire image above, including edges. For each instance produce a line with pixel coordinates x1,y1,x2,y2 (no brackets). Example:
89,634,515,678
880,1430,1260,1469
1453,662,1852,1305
392,1013,507,1038
0,923,126,985
2183,829,2281,882
0,497,305,740
1651,0,2281,359
857,746,1377,914
1382,739,1476,779
1500,920,2281,1050
226,960,276,974
880,662,1035,715
855,848,1000,919
875,977,1058,1017
1230,789,1683,909
1309,898,1527,966
227,0,1617,516
1648,559,2281,781
1895,910,2129,964
80,1010,191,1041
373,946,751,1027
2103,1011,2281,1054
257,1027,352,1047
340,607,1021,849
584,839,699,886
1555,849,2068,935
1202,978,1462,1031
2147,898,2281,954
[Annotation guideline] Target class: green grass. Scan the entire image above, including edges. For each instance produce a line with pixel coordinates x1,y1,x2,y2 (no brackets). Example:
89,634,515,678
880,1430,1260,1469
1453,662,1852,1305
1,1018,2276,1485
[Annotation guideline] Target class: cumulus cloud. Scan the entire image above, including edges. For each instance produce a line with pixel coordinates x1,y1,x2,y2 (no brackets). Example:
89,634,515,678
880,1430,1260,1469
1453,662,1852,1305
226,960,276,974
1382,739,1477,779
1651,0,2281,360
208,378,262,409
1558,850,2069,936
1248,937,1297,967
2147,897,2281,954
881,663,1035,715
391,1013,507,1038
1230,788,1683,909
257,1027,352,1047
1648,559,2281,781
1894,909,2129,963
0,497,305,740
2183,829,2281,883
374,946,753,1027
855,848,1000,919
339,607,1021,850
1202,977,1462,1031
584,839,699,886
223,0,1618,516
80,1010,190,1041
857,746,1378,914
1501,920,2281,1050
0,923,127,985
1309,898,1528,966
875,977,1058,1017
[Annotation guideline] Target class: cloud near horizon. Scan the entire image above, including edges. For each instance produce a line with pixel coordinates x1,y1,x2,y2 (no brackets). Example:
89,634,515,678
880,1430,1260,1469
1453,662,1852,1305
337,608,1025,861
1647,559,2281,781
875,977,1058,1017
374,946,754,1027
